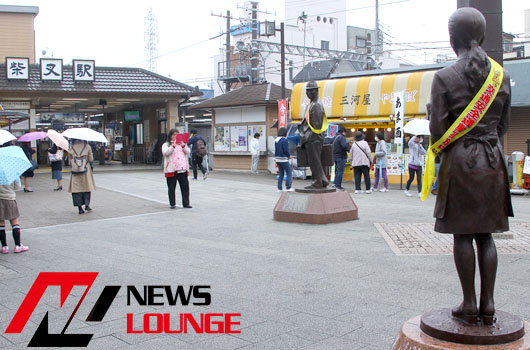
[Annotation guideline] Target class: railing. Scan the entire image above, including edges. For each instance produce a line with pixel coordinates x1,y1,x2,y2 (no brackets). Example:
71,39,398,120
132,146,146,163
217,61,252,80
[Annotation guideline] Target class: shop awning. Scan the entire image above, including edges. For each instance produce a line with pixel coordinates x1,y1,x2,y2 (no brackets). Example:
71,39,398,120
290,70,437,120
0,110,30,129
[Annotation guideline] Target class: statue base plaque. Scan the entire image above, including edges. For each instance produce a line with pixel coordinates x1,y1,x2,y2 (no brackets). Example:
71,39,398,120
392,315,529,350
273,189,358,224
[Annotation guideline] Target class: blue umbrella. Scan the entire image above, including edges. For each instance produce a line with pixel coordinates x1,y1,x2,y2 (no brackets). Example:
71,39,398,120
0,146,31,185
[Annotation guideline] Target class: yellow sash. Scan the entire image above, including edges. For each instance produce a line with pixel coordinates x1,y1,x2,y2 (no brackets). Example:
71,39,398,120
305,102,328,134
421,57,503,201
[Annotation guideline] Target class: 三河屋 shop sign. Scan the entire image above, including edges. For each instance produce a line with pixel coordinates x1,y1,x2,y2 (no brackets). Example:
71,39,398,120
290,70,436,120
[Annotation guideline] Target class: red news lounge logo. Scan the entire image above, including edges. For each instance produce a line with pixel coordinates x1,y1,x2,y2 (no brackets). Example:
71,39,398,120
5,272,241,347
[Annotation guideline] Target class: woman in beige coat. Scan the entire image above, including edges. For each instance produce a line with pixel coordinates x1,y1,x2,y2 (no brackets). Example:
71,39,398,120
68,140,96,214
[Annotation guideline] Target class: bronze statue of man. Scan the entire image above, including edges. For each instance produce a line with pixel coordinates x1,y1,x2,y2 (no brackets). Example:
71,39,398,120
429,7,512,325
298,81,329,189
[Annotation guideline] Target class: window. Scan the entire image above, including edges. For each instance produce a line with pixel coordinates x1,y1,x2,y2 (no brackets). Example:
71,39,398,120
321,40,330,50
356,37,367,48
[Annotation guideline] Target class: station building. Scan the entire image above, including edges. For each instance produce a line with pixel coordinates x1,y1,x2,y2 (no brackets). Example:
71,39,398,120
0,5,201,164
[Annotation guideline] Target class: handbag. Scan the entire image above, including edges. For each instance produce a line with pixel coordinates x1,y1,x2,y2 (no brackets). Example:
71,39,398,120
49,150,63,162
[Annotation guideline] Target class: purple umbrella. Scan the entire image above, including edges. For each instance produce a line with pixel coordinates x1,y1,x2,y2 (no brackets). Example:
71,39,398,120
18,131,48,142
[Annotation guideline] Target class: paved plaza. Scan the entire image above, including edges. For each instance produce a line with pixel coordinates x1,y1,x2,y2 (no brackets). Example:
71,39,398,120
1,169,530,349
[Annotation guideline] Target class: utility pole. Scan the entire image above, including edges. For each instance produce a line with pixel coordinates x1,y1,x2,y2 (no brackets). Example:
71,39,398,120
375,0,379,62
280,22,285,99
251,2,258,84
225,10,231,92
457,0,503,65
298,12,308,67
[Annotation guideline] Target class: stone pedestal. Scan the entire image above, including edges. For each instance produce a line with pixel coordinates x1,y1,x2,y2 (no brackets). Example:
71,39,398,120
392,315,530,350
420,309,525,345
273,189,358,224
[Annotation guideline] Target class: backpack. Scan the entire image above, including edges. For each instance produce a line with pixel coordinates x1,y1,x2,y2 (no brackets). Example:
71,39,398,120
71,144,88,174
195,138,207,156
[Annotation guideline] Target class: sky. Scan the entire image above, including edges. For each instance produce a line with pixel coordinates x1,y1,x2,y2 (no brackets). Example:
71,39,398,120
3,0,529,89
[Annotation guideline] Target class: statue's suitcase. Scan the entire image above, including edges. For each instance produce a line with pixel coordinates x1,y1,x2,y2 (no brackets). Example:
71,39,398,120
296,144,334,167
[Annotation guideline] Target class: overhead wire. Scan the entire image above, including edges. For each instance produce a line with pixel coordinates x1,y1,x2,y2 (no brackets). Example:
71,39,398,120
129,0,410,67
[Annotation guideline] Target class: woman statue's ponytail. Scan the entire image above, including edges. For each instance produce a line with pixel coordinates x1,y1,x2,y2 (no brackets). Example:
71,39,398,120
463,38,489,92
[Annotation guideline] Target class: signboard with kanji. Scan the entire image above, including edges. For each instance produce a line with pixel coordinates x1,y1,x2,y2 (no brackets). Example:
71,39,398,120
327,124,338,138
73,59,95,81
393,91,405,144
40,58,63,81
6,57,29,80
278,99,288,130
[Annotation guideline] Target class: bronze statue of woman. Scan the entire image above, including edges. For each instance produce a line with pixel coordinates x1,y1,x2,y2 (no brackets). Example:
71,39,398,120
429,7,512,325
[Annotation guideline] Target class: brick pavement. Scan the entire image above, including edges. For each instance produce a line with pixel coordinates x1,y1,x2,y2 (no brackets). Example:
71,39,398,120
0,170,529,349
375,222,530,255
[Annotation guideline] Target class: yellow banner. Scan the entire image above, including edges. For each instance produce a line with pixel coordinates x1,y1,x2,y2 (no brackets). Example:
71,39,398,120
304,103,328,134
421,57,503,201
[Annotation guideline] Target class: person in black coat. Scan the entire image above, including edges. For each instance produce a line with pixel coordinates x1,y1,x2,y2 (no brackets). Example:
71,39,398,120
20,142,35,192
332,127,350,190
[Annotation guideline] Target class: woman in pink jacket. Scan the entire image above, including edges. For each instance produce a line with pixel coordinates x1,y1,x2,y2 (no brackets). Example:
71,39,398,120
350,131,373,194
162,129,192,209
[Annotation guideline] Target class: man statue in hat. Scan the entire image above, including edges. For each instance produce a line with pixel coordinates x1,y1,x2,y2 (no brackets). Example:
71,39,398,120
298,81,329,189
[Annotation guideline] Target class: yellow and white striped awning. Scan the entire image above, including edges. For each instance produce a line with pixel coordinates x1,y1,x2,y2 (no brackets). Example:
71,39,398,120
290,70,436,120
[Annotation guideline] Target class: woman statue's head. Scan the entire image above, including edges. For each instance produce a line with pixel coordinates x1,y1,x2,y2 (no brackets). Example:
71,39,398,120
448,7,490,91
448,7,486,54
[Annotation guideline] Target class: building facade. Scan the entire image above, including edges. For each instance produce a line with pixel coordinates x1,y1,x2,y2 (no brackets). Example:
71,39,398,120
0,5,38,64
191,83,289,172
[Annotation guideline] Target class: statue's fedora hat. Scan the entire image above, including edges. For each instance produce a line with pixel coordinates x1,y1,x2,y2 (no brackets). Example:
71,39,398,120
306,81,320,89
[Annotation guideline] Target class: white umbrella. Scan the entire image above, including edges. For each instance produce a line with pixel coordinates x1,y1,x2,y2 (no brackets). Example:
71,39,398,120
62,128,108,144
404,119,430,136
47,130,69,150
0,130,16,145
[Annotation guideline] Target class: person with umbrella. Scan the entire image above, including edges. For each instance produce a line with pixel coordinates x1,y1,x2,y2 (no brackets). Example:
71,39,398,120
372,131,389,192
20,142,35,192
47,130,69,191
404,134,426,197
68,139,96,214
17,131,49,193
48,143,64,191
0,142,29,254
